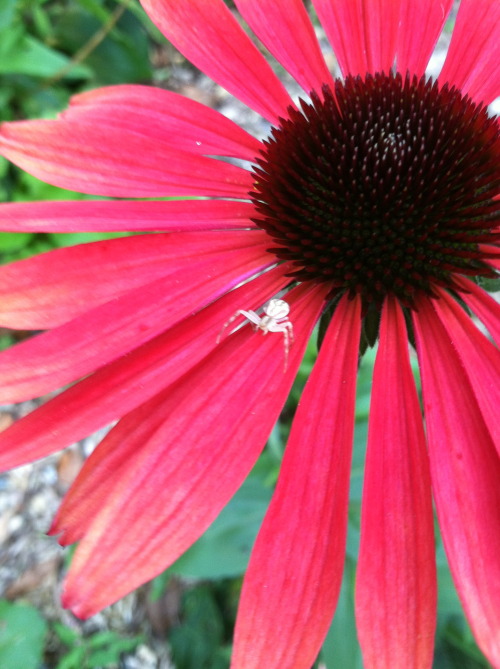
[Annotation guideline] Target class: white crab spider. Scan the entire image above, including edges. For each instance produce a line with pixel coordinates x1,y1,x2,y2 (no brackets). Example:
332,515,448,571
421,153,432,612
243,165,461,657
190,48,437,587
218,298,294,371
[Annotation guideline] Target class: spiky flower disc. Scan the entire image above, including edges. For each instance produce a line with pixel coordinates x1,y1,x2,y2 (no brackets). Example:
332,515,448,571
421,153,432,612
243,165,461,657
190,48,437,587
252,72,500,308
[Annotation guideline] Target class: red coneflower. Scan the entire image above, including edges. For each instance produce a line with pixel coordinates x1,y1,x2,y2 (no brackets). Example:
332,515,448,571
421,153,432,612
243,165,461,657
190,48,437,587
0,1,499,667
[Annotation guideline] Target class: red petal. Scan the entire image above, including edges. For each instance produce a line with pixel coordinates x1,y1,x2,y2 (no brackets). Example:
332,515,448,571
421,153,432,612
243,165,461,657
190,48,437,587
0,119,252,198
355,297,436,669
54,276,324,544
439,0,500,105
396,0,453,76
455,276,500,345
0,231,264,328
413,297,500,667
429,289,500,456
234,0,334,95
139,0,293,124
231,294,361,669
59,282,328,618
0,239,269,398
312,0,401,76
0,199,256,233
64,85,262,161
0,265,291,470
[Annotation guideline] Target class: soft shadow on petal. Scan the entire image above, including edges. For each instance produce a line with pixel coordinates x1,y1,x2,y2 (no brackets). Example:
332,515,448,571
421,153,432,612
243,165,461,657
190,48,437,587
356,296,436,669
59,282,328,618
414,297,500,667
231,294,360,669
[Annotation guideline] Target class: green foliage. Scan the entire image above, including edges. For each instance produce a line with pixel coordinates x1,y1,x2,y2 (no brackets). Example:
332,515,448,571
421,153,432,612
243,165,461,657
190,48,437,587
435,616,492,669
0,1,90,83
0,600,47,669
52,2,151,86
53,622,144,669
0,0,154,126
169,585,233,669
477,275,500,293
0,231,35,253
320,559,363,669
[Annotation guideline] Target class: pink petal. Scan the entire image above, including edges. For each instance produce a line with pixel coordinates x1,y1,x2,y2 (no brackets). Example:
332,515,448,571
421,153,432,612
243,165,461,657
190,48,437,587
234,0,334,95
0,239,270,401
59,282,328,618
312,0,401,76
439,0,500,105
396,0,453,76
64,85,262,161
0,230,267,328
0,265,291,470
231,294,361,669
429,288,500,455
454,276,500,345
355,297,436,669
139,0,293,124
0,119,252,198
413,297,500,667
0,199,257,233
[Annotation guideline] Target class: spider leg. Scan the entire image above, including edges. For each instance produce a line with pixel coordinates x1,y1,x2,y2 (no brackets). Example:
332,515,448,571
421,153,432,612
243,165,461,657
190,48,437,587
241,310,261,329
217,309,260,343
217,309,244,343
282,327,290,372
268,321,293,371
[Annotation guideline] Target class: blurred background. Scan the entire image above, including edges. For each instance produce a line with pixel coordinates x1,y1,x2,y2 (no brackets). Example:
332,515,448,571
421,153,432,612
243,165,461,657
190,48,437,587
0,1,492,667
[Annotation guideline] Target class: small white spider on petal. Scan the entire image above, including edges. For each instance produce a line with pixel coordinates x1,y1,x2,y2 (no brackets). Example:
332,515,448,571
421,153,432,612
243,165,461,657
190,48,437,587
218,298,294,371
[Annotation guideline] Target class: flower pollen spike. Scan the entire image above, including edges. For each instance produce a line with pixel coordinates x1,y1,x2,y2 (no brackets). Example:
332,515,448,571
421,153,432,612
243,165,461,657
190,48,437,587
218,298,294,372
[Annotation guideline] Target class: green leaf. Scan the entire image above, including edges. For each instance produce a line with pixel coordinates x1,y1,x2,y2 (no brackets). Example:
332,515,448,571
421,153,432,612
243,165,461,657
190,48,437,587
320,558,363,669
477,275,500,293
56,645,87,669
437,563,463,618
0,35,90,78
0,600,47,669
0,231,34,252
0,0,17,27
170,586,228,669
53,7,152,85
86,636,143,668
32,4,53,39
53,621,79,646
86,629,130,649
48,231,130,248
77,0,114,23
